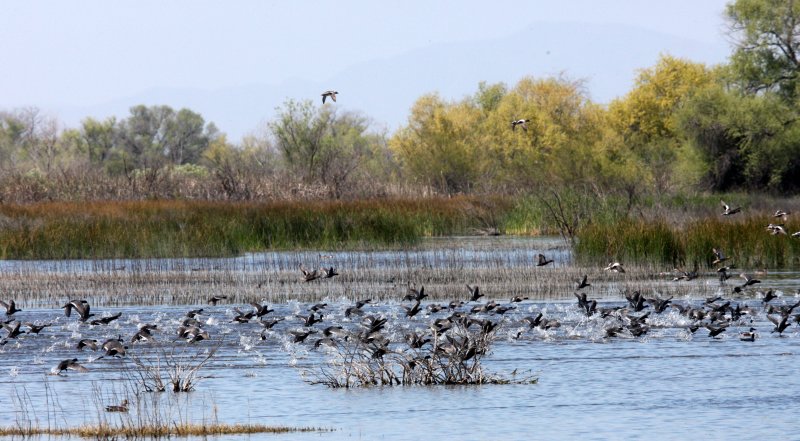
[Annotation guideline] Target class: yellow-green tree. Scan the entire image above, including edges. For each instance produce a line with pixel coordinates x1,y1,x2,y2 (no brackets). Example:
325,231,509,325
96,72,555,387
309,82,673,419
607,54,717,193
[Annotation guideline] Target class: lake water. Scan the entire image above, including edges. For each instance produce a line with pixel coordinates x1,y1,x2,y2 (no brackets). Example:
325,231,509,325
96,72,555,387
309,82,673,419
1,236,798,440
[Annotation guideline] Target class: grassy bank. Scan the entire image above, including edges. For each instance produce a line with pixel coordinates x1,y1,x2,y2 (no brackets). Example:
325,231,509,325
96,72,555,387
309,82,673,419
0,197,524,259
0,422,321,438
575,215,800,269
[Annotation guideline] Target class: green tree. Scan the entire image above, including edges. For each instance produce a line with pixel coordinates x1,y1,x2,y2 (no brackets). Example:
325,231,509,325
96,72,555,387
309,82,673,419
726,0,800,99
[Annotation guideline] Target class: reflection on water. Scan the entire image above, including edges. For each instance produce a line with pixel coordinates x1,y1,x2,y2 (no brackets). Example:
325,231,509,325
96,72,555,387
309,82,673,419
0,236,799,439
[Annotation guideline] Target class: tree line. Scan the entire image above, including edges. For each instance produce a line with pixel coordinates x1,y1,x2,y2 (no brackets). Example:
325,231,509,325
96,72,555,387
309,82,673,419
0,0,797,203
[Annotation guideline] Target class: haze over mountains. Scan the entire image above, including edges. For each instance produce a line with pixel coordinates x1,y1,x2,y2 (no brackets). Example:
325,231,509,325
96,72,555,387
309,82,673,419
49,22,729,141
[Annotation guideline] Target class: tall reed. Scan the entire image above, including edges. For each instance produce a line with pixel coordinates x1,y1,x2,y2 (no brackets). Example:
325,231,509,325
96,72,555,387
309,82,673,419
0,196,522,259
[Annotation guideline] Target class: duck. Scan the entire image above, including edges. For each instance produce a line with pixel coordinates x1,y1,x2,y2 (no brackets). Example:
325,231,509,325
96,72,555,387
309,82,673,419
321,90,338,104
711,248,728,265
604,262,625,273
101,337,128,357
54,358,89,375
511,119,530,131
105,399,129,412
466,284,483,302
720,200,741,216
62,299,94,322
536,253,553,266
576,274,590,290
207,295,228,306
0,300,21,315
739,327,756,342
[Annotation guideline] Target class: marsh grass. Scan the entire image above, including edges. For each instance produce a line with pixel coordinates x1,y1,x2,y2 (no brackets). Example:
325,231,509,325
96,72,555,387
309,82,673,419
576,215,800,268
4,379,323,438
0,197,523,259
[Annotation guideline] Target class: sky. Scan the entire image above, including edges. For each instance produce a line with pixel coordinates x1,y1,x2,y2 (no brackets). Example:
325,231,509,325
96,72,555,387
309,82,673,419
1,1,734,140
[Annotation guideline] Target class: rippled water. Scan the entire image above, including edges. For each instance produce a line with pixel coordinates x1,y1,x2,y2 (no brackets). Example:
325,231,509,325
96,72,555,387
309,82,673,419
1,237,799,440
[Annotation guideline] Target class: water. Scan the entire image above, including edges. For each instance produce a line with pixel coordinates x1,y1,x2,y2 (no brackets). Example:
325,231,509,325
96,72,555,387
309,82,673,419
1,236,799,440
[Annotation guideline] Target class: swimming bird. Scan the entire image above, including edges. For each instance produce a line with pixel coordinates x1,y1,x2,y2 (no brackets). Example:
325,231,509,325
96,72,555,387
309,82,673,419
739,327,756,342
321,90,338,103
466,284,483,302
207,295,228,305
0,300,21,315
720,200,741,216
576,275,590,290
511,119,530,131
54,358,89,375
536,253,553,266
105,399,129,412
604,262,625,273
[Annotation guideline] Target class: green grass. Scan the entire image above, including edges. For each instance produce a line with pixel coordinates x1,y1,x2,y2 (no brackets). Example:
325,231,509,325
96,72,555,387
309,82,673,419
0,197,530,259
575,215,800,269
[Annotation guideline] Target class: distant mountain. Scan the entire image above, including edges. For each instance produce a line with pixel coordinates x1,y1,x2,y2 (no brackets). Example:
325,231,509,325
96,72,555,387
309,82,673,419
54,22,728,142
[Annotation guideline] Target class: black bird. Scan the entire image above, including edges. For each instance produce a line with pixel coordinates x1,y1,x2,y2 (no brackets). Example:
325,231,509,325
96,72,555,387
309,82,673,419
232,307,255,323
289,329,316,343
185,308,204,318
2,321,25,339
574,292,589,311
297,312,323,327
310,303,328,312
24,322,52,334
403,301,423,318
207,295,228,306
769,314,791,335
260,317,284,330
706,324,728,338
536,253,553,266
739,273,761,288
405,285,428,302
77,339,99,351
54,358,88,375
91,312,122,326
521,313,543,329
0,300,21,315
62,299,94,322
762,290,778,304
711,248,728,265
576,275,590,290
466,284,483,302
321,267,339,278
249,303,274,317
300,265,320,282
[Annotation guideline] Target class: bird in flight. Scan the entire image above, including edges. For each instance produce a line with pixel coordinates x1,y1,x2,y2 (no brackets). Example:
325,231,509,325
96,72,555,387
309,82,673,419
511,119,530,131
322,90,338,104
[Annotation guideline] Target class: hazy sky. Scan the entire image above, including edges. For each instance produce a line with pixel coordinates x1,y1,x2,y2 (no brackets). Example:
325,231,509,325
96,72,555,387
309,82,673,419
1,1,734,138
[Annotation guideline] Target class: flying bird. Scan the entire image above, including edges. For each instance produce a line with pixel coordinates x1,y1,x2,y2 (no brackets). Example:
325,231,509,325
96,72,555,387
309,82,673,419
321,90,338,103
511,119,530,131
720,200,741,216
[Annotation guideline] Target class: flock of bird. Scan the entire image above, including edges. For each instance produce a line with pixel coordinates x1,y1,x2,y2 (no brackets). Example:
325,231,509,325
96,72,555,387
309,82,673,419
1,199,800,400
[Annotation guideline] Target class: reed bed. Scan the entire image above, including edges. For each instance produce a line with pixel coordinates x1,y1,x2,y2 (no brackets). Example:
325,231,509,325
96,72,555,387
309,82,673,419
575,215,800,269
0,244,733,309
0,197,521,260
